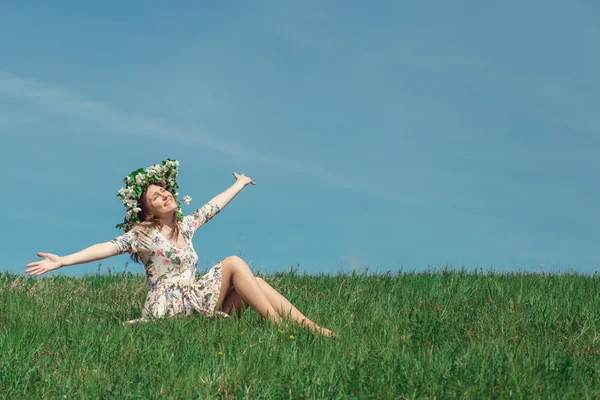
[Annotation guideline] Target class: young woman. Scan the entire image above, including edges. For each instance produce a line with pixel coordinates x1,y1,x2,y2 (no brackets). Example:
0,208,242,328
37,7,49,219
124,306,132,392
26,160,337,337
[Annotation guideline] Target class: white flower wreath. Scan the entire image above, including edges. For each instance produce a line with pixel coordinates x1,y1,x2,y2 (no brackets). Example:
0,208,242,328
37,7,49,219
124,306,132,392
115,159,191,231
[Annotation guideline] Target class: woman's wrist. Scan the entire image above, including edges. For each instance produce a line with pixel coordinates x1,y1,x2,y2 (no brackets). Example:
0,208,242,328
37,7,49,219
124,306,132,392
233,180,247,189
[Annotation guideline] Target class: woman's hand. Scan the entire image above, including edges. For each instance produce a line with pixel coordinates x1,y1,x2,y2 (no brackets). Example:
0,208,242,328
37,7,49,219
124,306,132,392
232,172,256,187
26,252,64,276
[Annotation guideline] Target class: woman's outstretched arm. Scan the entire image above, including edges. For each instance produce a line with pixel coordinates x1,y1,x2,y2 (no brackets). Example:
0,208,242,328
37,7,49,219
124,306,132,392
25,242,119,276
208,172,255,211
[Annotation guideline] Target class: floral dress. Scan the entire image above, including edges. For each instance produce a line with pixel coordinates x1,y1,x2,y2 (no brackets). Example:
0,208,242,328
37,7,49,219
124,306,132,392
110,202,227,323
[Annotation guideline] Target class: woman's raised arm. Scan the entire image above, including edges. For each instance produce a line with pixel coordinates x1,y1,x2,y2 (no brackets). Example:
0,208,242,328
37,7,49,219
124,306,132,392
25,242,119,276
208,172,255,211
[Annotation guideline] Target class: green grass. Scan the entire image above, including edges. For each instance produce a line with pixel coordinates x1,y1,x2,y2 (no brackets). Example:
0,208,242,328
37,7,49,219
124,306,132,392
2,268,600,399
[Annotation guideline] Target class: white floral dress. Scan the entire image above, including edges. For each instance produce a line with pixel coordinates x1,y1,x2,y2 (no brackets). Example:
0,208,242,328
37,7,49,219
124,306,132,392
110,202,228,323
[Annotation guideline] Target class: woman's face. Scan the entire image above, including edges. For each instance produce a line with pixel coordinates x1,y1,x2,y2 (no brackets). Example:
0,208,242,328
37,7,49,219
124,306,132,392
144,184,178,218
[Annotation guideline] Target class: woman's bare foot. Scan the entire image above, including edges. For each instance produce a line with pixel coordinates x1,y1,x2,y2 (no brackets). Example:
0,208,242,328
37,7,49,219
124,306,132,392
314,326,340,338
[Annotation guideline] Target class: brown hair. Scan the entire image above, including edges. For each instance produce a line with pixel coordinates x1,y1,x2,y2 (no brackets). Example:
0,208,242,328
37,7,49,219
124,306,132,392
130,183,181,264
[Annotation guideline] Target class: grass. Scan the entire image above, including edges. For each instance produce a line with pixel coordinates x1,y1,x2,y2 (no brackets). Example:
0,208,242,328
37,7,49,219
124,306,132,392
1,268,600,399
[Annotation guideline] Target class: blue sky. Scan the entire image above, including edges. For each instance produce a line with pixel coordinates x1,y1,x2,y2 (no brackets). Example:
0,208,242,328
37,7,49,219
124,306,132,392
1,1,598,276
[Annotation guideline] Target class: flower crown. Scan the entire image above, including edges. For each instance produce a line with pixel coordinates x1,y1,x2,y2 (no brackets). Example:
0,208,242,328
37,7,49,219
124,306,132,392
115,159,192,232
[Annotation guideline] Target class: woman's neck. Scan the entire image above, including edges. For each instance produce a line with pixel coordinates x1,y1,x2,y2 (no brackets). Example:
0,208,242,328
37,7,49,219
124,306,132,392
161,219,176,230
157,213,177,230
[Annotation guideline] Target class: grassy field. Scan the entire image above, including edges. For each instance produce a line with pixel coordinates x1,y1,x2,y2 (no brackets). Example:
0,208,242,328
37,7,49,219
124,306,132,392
1,268,600,399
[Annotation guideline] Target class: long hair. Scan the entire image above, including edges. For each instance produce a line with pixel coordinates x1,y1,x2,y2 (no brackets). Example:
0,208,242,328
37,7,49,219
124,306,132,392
130,183,181,264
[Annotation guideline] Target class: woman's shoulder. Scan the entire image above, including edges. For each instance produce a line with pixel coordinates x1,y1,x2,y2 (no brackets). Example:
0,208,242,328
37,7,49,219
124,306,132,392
128,221,158,237
123,222,157,252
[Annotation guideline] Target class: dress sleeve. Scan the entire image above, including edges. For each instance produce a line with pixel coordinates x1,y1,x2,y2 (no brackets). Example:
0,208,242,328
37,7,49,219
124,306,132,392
109,225,151,255
184,202,221,236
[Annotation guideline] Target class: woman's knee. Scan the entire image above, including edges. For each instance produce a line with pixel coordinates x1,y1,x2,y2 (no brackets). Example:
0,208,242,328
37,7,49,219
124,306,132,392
222,256,249,273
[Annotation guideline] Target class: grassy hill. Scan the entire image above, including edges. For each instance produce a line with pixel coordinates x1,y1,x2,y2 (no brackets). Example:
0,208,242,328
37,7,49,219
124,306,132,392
2,269,600,398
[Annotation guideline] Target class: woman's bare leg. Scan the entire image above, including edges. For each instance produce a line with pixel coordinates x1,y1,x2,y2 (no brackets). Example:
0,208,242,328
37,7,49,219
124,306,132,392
216,256,280,324
255,277,338,337
217,266,338,337
221,286,247,317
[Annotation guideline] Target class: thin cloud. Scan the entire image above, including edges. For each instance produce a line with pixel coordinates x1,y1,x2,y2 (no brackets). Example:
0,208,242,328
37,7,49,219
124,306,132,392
0,71,418,203
1,210,90,230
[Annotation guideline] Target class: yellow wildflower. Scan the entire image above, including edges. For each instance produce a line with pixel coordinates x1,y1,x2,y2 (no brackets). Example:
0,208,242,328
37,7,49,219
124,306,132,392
289,335,295,340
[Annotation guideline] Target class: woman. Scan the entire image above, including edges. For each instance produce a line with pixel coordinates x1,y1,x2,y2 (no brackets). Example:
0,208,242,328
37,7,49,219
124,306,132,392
26,159,337,337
